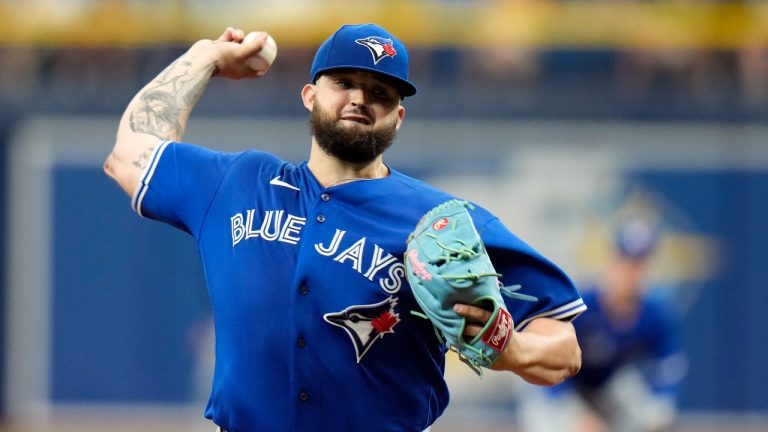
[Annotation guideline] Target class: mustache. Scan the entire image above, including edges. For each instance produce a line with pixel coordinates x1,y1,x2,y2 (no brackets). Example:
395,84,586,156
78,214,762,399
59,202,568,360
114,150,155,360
340,106,370,117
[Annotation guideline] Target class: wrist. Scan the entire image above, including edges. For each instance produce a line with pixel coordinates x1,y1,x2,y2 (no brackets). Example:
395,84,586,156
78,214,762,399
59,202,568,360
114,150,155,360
492,331,525,372
184,42,222,76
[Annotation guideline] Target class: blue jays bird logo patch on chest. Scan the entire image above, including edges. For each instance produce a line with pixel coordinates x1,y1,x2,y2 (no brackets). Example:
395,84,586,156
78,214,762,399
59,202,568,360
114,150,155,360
324,296,401,362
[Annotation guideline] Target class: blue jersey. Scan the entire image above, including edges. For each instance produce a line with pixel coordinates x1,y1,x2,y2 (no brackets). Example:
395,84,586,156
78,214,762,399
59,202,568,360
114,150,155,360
563,288,685,397
132,141,585,432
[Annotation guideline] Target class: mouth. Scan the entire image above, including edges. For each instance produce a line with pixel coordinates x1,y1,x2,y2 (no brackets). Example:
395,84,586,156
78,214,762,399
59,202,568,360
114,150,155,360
340,114,372,126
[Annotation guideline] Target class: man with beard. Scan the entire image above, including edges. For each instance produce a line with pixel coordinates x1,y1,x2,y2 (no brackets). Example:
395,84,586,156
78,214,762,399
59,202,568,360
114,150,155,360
105,24,585,432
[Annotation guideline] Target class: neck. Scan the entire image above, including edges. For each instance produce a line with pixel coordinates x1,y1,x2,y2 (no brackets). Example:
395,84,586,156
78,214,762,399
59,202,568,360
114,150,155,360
308,142,389,187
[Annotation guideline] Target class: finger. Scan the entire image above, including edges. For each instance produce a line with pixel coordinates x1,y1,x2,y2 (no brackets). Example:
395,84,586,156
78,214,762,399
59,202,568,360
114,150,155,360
216,27,234,42
240,31,268,56
462,322,483,339
242,31,268,46
453,303,492,325
232,28,245,42
217,27,245,43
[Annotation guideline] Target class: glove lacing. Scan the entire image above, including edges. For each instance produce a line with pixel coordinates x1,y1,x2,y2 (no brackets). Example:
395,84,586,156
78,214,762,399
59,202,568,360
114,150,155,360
433,239,539,302
432,239,497,279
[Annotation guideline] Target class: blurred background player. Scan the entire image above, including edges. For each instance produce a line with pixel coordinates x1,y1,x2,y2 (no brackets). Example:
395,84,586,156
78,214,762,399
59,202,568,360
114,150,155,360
519,215,688,432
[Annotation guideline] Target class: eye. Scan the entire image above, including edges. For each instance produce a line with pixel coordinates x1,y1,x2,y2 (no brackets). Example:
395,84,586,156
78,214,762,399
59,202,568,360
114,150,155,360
372,86,393,100
335,78,352,89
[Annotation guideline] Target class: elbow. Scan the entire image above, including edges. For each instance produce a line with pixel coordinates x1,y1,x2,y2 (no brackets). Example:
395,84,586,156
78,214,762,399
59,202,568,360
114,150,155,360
517,341,582,387
557,325,582,383
103,148,138,196
538,354,581,387
540,330,582,387
106,131,158,196
104,134,124,179
103,152,115,178
553,331,582,385
565,341,582,380
103,150,121,182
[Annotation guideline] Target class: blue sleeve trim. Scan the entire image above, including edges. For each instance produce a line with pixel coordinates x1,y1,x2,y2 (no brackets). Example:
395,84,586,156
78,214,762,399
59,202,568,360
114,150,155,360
515,298,588,331
131,140,171,217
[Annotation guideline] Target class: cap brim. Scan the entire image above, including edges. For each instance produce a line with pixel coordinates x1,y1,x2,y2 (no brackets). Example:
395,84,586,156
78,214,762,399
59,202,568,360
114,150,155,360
314,66,417,97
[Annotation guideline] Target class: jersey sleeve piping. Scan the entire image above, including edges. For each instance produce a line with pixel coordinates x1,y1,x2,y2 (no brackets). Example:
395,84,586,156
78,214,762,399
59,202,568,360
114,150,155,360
131,140,171,217
514,298,587,332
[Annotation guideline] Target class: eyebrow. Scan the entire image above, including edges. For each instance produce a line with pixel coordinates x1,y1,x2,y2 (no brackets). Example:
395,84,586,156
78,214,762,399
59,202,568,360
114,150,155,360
324,70,400,93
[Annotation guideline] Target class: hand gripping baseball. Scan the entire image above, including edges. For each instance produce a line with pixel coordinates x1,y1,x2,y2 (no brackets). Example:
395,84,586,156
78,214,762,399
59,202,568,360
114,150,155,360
191,27,277,80
405,200,538,376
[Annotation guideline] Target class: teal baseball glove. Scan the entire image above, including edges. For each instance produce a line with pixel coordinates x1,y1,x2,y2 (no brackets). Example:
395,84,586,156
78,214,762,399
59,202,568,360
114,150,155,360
405,199,536,376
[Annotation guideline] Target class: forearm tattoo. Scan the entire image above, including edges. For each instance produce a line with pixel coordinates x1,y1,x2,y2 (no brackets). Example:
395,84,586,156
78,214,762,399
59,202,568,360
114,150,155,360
128,57,215,141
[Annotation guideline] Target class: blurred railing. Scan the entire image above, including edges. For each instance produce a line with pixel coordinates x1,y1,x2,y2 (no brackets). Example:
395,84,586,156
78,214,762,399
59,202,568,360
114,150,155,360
0,1,766,121
0,0,766,49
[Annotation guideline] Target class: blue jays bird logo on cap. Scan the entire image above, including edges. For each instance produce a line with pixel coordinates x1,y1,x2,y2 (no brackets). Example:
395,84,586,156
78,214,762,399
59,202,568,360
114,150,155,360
355,36,397,64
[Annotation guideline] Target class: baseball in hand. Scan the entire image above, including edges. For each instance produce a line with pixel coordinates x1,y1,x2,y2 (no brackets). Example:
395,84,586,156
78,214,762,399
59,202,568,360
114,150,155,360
243,32,277,73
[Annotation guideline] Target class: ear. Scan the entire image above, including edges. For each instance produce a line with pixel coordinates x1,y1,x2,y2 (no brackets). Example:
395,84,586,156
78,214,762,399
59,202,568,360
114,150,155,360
301,84,316,111
395,105,406,131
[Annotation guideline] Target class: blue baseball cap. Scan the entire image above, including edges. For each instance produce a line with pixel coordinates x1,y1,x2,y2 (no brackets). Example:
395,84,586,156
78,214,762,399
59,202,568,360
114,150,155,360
311,23,418,97
615,218,659,259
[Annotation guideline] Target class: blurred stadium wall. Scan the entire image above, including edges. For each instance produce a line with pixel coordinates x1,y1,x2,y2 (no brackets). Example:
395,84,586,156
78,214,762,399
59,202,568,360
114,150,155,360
1,1,767,431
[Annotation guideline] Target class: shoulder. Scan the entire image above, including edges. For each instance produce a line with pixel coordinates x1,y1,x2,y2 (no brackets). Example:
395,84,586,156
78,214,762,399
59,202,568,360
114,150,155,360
236,148,285,162
190,146,291,179
387,168,496,222
154,143,295,191
387,169,450,199
162,142,284,167
226,148,286,168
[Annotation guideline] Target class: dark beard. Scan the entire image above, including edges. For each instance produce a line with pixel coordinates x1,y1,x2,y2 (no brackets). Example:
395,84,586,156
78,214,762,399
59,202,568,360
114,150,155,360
310,105,397,164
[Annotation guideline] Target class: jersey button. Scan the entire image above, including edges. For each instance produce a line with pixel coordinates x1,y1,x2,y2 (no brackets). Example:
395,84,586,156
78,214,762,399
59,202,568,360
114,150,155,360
296,337,306,348
320,193,330,202
316,214,326,223
298,391,309,401
299,285,309,295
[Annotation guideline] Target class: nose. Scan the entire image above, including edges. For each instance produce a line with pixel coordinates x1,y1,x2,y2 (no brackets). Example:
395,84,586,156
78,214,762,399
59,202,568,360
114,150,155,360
349,87,367,106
